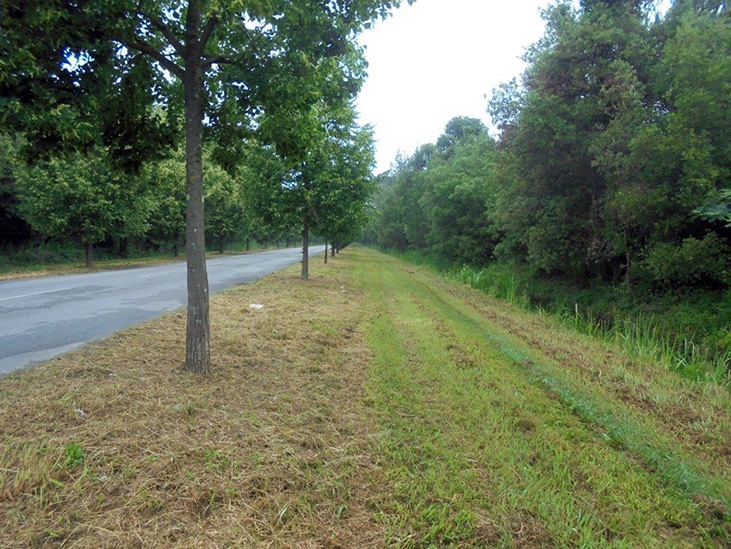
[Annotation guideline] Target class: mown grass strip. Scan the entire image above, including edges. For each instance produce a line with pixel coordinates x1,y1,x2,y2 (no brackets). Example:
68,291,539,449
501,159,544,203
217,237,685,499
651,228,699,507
502,341,731,506
0,257,387,548
401,253,731,507
351,247,730,548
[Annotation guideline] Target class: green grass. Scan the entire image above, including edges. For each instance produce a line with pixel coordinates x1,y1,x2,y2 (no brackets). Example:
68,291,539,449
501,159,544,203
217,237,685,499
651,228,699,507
434,259,731,386
353,249,730,548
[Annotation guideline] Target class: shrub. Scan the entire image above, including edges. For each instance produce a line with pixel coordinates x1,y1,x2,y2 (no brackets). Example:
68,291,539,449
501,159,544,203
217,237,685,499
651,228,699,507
643,233,730,289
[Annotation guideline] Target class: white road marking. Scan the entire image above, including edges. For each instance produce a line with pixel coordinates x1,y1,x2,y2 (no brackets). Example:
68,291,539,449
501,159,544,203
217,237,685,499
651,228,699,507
0,287,74,302
140,269,182,279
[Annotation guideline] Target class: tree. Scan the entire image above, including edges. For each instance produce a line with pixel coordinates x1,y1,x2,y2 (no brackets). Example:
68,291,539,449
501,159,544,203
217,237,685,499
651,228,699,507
144,153,187,256
252,42,377,278
16,150,151,267
488,0,658,280
420,120,499,265
373,118,500,266
204,161,247,254
483,0,730,291
1,0,410,373
318,126,378,254
0,134,33,248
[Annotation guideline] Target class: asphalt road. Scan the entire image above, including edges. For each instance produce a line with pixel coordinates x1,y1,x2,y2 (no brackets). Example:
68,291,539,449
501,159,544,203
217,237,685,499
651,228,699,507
0,246,322,375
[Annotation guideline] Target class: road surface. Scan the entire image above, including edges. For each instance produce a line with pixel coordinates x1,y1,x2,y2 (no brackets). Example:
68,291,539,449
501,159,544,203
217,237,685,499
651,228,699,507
0,246,322,375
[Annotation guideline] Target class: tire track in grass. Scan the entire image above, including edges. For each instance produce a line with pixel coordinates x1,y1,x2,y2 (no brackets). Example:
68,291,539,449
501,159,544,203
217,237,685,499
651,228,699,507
421,271,731,513
350,247,730,548
418,268,730,505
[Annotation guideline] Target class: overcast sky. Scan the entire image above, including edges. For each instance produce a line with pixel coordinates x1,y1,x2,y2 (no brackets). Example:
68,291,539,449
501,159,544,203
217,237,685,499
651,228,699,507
355,0,552,173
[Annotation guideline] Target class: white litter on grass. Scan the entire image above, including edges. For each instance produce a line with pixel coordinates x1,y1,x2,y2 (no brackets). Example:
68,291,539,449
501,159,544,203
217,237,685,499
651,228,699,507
249,303,264,310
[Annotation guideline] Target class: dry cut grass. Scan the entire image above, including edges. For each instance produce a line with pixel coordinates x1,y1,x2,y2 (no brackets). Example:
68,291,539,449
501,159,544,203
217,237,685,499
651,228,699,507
0,258,384,548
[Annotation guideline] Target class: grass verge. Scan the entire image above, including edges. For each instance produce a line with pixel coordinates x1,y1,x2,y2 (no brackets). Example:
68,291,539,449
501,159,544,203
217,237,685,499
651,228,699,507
1,246,729,547
0,239,285,281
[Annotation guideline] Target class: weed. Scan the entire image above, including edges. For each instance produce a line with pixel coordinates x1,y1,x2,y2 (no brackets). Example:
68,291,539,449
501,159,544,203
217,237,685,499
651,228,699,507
63,442,85,467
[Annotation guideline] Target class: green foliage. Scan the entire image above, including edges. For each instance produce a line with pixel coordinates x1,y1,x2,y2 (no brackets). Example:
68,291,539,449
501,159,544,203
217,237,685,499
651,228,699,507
15,150,153,264
421,125,499,265
375,120,500,265
694,189,731,227
204,161,248,254
246,98,377,271
643,233,731,288
143,153,187,255
0,133,33,247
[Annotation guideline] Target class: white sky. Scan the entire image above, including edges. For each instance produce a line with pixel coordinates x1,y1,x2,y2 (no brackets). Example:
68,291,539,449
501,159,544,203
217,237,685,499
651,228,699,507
356,0,553,173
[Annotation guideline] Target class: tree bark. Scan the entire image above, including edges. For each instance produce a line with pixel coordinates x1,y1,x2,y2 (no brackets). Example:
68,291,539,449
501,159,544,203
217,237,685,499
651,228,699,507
183,0,210,374
302,214,309,280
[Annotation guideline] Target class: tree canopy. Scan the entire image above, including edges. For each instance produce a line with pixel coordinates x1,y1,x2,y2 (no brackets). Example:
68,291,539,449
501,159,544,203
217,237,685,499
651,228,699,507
375,0,730,295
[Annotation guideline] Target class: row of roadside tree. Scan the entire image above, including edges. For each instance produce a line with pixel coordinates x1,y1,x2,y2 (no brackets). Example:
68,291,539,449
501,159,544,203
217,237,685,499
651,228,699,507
0,0,403,372
1,122,373,268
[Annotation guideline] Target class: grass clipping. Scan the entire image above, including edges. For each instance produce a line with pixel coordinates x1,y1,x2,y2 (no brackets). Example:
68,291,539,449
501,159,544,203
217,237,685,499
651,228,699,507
0,257,382,548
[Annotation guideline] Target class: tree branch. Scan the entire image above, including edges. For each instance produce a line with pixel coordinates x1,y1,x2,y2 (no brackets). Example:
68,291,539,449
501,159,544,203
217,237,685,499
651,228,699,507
127,39,185,80
200,13,219,51
202,54,232,70
136,10,185,57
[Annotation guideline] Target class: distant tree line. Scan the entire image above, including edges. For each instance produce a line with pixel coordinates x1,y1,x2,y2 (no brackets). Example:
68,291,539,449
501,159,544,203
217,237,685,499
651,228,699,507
0,130,373,266
373,0,731,295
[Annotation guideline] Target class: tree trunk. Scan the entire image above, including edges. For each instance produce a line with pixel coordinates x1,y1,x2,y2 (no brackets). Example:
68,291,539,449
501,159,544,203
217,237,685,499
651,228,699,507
85,242,94,268
246,237,250,251
117,237,129,257
624,227,633,296
324,239,328,264
183,1,210,374
219,239,225,254
302,215,309,280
